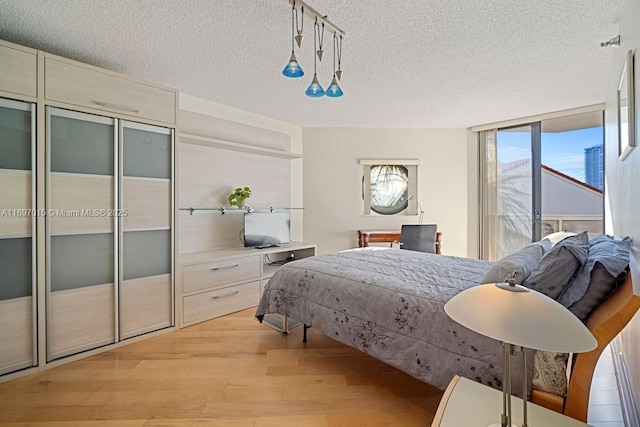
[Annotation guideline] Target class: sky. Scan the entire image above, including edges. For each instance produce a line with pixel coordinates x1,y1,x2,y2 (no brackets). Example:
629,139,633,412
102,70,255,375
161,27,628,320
497,127,603,183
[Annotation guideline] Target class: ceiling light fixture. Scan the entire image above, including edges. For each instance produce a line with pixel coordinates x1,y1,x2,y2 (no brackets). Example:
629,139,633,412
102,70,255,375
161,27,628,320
305,18,325,97
326,34,344,97
282,2,304,78
283,0,345,98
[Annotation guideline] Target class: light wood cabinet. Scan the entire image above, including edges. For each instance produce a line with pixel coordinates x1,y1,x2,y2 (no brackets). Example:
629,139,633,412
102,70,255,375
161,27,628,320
179,242,316,327
0,37,178,380
0,41,37,99
183,281,260,325
44,55,176,125
182,255,261,294
45,109,176,360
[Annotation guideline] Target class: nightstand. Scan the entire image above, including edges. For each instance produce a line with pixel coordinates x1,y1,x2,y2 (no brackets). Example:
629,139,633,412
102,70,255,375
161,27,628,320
432,376,591,426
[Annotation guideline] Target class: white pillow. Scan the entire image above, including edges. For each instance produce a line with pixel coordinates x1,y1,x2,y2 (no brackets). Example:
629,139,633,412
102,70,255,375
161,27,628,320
543,231,576,246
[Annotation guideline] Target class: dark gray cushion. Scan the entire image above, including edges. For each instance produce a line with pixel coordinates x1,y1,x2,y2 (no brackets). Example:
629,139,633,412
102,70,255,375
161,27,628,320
522,231,589,299
559,234,632,310
568,263,628,321
482,240,551,284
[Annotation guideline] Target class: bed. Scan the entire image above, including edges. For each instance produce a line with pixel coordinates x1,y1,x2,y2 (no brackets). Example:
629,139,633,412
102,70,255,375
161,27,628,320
255,233,639,422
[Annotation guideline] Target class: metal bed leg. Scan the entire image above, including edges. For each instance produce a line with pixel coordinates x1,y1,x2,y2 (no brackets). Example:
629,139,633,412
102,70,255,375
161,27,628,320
303,324,309,342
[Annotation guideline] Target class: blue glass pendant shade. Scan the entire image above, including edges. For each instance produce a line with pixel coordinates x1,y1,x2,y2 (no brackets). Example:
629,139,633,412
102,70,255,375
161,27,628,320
305,74,325,97
325,74,343,97
282,51,304,78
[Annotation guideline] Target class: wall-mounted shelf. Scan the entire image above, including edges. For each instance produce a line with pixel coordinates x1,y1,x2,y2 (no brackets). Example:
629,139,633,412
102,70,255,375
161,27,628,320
179,206,303,215
179,133,302,159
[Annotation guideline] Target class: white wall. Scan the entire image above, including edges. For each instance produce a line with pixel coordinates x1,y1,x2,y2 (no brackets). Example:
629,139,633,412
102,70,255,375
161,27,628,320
604,0,640,416
302,127,470,256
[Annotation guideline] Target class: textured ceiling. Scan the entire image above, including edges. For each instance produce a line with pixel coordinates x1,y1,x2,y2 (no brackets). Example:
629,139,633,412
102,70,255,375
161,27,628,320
0,0,623,128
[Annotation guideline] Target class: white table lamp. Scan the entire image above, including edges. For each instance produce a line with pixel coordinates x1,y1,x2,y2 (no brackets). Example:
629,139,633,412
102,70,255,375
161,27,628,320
444,282,597,427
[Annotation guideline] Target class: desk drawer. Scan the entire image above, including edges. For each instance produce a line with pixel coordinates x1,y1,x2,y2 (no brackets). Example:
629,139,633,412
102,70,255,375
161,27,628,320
182,255,260,293
45,56,176,124
183,281,260,325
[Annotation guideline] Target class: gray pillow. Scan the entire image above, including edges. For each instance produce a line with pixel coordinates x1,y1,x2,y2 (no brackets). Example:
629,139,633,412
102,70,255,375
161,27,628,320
568,263,628,321
559,235,632,309
482,240,551,284
522,231,589,299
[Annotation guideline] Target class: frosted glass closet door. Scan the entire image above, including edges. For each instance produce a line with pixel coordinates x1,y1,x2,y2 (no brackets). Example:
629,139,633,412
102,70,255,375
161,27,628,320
47,108,116,361
0,99,36,375
120,121,173,339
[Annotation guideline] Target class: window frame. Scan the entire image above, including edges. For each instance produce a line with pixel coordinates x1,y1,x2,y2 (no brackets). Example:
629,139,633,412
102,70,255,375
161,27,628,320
360,159,419,216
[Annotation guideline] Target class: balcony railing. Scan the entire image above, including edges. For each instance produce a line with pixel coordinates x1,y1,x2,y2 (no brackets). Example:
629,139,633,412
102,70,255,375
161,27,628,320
541,215,603,238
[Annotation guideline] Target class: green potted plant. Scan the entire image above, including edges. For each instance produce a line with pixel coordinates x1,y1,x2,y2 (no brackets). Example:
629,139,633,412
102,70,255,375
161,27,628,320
228,186,252,207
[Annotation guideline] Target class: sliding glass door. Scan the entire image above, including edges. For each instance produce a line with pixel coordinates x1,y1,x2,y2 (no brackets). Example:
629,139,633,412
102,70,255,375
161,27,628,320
494,123,540,259
481,112,604,261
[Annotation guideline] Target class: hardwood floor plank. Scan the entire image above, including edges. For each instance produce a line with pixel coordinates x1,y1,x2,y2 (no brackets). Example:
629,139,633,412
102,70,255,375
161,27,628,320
226,374,348,388
144,419,256,427
255,414,328,427
93,402,205,420
0,421,146,427
281,384,380,401
18,405,102,422
0,407,34,423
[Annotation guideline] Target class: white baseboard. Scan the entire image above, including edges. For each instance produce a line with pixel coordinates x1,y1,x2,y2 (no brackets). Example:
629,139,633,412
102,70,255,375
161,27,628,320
611,337,640,427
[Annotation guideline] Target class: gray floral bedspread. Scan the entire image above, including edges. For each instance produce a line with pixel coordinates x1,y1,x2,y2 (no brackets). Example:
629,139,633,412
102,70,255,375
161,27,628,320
255,248,534,395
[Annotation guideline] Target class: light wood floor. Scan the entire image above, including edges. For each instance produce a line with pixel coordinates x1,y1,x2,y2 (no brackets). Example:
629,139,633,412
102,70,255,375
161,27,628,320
0,308,443,427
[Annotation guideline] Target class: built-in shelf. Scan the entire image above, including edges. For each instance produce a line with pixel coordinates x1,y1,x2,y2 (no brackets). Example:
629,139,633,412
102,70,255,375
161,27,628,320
179,132,302,159
179,206,303,215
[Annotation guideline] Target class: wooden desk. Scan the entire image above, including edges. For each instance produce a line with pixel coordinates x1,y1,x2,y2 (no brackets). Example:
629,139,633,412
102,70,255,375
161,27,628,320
357,230,442,254
432,376,590,426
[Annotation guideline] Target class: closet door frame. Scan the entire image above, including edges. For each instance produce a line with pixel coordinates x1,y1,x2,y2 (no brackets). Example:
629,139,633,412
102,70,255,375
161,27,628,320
45,106,119,361
0,97,37,374
118,120,175,337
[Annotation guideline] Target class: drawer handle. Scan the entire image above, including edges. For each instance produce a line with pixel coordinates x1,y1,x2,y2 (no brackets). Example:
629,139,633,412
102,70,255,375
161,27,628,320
93,101,142,114
211,290,240,299
211,264,239,271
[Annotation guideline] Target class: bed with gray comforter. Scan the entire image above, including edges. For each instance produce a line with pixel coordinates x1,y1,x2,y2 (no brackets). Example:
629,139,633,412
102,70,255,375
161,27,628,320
255,248,533,393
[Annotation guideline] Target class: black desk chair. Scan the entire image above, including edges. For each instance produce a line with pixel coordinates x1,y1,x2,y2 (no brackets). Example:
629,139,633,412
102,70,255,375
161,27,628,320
396,224,438,253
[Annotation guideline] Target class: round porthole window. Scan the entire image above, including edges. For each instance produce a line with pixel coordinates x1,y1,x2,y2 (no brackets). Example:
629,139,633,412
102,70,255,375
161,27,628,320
367,165,409,215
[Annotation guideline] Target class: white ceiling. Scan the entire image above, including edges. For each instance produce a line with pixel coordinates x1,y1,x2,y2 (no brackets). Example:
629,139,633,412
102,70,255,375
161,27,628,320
0,0,623,128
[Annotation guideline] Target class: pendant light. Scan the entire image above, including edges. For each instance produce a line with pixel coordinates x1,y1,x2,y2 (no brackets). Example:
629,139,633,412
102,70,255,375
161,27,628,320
282,2,304,78
326,34,343,97
305,18,325,97
283,0,345,97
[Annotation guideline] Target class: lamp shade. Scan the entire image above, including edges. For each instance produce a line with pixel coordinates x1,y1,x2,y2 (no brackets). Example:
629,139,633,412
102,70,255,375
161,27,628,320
444,283,597,353
305,73,325,97
325,74,343,97
282,52,304,78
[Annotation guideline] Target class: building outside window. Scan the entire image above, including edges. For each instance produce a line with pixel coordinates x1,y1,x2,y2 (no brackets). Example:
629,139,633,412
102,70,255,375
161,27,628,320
584,145,604,191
